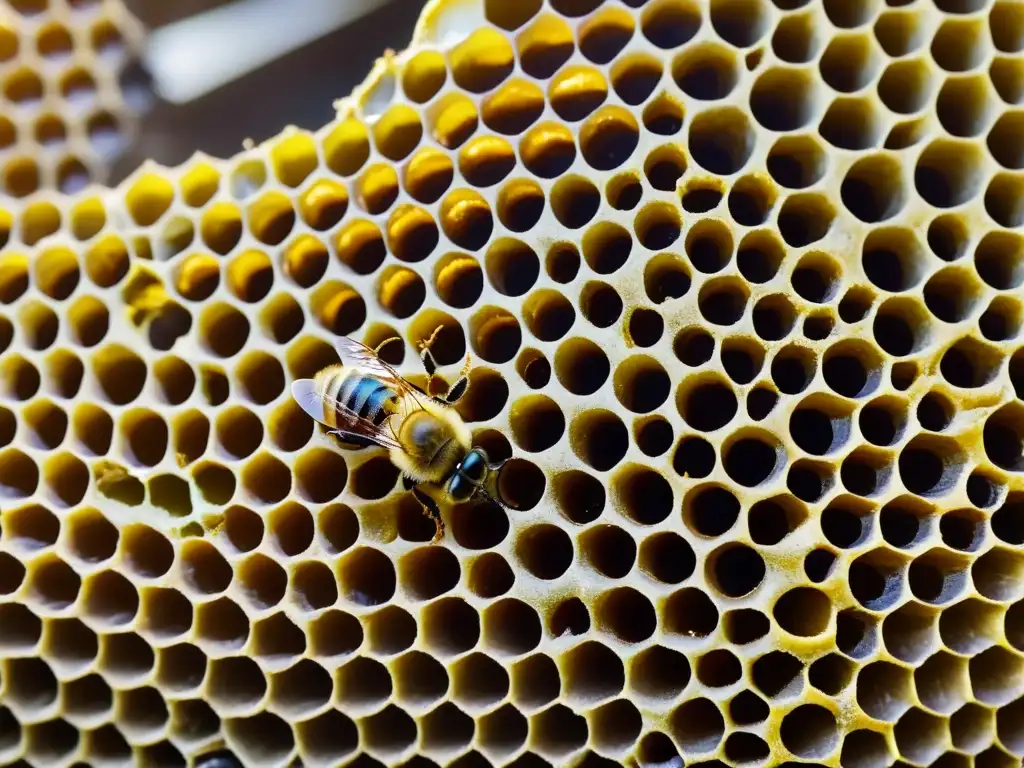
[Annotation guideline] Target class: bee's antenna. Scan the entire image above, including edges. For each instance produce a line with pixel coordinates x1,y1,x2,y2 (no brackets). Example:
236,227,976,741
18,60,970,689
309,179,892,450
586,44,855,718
479,458,511,510
476,485,506,510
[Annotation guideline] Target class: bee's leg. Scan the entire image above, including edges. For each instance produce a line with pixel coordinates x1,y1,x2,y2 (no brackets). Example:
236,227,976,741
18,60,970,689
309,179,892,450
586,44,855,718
440,353,472,405
417,325,445,377
410,484,445,544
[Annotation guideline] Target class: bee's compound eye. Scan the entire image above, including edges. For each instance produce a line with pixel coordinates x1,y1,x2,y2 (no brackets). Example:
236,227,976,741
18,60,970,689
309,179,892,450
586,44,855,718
448,474,475,502
462,448,488,482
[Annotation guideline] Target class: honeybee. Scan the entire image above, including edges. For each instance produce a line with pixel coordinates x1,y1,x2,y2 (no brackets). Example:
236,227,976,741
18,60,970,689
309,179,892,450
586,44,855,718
291,327,507,543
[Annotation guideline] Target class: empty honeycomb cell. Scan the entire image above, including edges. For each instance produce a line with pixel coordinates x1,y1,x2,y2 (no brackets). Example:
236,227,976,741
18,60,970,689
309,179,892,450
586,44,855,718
114,685,170,740
41,452,87,507
519,289,573,344
297,179,349,232
565,409,628,473
0,603,41,655
610,51,664,106
347,455,399,501
347,606,410,659
172,254,219,303
482,79,546,137
550,469,606,527
693,650,739,693
23,398,68,449
601,172,641,215
179,539,233,597
284,559,335,613
753,653,804,700
634,414,673,457
4,656,58,719
385,207,439,266
778,191,837,247
478,598,541,657
546,177,597,232
506,394,564,453
942,512,983,552
447,652,508,713
915,650,970,714
420,701,476,755
25,717,79,763
979,294,1022,341
673,434,716,478
310,279,367,335
821,32,883,94
582,698,640,755
362,703,420,755
149,471,193,516
938,75,998,140
4,159,40,200
295,709,358,764
221,162,263,204
34,246,79,301
68,405,113,460
266,658,333,718
750,67,821,133
225,711,296,764
239,451,293,504
2,501,59,552
548,596,590,639
809,652,855,697
672,41,741,103
155,215,196,262
974,230,1024,290
780,704,841,759
196,205,242,258
894,707,950,765
0,252,29,303
474,704,527,758
924,264,984,323
82,569,139,627
841,155,907,224
88,723,135,763
949,702,994,755
170,697,220,746
193,597,251,655
577,5,634,65
768,135,827,191
608,464,671,526
574,524,634,579
514,348,552,394
668,697,725,755
530,703,590,758
915,138,987,209
260,502,312,557
880,496,932,549
98,631,154,685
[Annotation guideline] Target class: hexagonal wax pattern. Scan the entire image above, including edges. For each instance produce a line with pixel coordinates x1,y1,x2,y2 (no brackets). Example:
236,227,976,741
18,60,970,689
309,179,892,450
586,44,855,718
0,0,1024,765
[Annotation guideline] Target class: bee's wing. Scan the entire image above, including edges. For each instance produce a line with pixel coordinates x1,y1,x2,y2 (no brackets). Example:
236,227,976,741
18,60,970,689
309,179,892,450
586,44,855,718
333,336,419,396
291,378,404,451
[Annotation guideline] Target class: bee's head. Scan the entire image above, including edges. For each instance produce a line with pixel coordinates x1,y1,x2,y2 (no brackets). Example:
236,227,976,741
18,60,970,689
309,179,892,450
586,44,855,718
447,447,495,503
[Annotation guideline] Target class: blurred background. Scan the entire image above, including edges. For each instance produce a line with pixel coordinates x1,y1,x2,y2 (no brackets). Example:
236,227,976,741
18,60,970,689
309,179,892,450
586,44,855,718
112,0,426,183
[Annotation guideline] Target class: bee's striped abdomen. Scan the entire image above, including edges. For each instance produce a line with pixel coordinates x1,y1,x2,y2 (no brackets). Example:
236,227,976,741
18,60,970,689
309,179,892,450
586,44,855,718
317,366,399,429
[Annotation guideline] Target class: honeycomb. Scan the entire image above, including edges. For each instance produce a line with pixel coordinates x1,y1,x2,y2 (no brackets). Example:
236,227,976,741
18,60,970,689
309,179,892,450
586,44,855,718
0,0,146,195
2,0,1024,765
